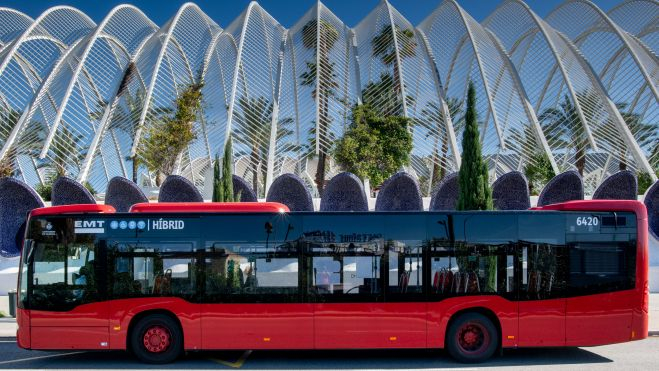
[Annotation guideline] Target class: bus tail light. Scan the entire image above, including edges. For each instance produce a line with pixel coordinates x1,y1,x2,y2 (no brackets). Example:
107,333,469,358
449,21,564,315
643,281,649,313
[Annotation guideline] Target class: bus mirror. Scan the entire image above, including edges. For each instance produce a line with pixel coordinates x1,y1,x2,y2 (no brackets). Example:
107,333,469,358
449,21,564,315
265,222,273,234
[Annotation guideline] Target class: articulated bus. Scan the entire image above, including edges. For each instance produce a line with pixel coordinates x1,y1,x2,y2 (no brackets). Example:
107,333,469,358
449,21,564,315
16,200,648,363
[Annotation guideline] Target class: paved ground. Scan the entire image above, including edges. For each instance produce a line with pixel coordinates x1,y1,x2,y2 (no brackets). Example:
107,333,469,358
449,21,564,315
0,336,658,370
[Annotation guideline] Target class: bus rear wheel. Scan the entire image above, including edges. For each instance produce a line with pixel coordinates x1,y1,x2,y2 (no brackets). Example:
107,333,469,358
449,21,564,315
130,314,182,364
446,312,498,363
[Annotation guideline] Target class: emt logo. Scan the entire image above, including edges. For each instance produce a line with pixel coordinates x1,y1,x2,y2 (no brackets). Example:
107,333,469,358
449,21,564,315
74,220,105,234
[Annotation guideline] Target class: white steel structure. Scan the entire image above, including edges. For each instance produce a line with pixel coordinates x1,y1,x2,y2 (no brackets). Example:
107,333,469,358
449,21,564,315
0,0,656,196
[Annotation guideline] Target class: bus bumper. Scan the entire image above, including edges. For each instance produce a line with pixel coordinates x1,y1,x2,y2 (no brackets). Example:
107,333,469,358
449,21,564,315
16,308,30,349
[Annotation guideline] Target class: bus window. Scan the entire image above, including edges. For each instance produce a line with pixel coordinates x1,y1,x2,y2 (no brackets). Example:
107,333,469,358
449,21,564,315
519,214,567,300
568,241,635,295
30,236,98,311
449,215,516,296
303,214,384,300
109,242,196,300
385,215,425,299
203,214,301,303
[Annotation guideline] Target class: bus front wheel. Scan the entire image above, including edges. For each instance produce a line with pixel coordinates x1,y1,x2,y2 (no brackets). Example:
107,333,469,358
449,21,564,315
446,312,498,363
130,314,182,364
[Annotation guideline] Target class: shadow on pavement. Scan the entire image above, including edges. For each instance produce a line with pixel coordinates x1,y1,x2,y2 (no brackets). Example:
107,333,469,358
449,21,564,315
0,340,612,369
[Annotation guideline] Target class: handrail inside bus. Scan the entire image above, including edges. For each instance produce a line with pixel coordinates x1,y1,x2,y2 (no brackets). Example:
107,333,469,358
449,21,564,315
128,202,290,213
30,204,116,217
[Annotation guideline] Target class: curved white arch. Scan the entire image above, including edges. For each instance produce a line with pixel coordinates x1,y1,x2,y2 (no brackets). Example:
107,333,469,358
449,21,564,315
0,38,84,161
0,6,94,77
130,2,214,157
548,0,658,102
223,1,258,150
38,5,152,159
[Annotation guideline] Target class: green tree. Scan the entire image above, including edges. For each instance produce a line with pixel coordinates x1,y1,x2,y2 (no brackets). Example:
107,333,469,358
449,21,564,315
456,83,495,292
142,79,203,185
232,96,295,196
417,98,464,192
371,24,417,111
334,104,412,189
221,136,235,202
598,102,658,171
538,95,590,176
300,19,340,196
0,107,22,177
638,169,659,195
457,82,493,211
524,152,555,196
212,153,222,202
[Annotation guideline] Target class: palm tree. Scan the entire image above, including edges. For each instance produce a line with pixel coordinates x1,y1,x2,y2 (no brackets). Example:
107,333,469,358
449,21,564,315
598,102,658,171
538,95,589,176
232,96,295,196
0,107,23,177
417,97,464,189
300,18,340,196
370,24,417,116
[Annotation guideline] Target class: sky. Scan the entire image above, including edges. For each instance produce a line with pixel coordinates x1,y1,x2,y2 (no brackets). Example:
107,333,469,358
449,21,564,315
2,0,623,28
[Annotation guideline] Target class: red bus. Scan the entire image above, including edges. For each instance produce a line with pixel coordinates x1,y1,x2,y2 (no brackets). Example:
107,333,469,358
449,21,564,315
16,200,648,363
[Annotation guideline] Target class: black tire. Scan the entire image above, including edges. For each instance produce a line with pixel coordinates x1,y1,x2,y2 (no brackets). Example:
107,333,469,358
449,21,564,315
446,312,498,363
130,314,182,364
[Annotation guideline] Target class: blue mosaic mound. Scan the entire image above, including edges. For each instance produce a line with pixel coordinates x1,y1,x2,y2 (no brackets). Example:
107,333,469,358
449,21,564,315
537,170,584,207
645,180,659,240
375,172,423,211
266,173,313,211
320,172,368,212
593,170,637,200
429,173,460,211
233,175,257,202
0,178,44,257
51,176,96,206
104,177,149,212
492,171,530,210
158,175,203,202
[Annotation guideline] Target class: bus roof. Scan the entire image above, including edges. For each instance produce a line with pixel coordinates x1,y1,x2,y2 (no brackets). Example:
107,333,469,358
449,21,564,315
30,204,116,217
26,200,645,218
532,200,646,218
128,202,290,213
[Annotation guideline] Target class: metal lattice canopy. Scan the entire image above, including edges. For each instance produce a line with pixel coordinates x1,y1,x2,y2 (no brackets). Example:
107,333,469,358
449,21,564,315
0,0,656,197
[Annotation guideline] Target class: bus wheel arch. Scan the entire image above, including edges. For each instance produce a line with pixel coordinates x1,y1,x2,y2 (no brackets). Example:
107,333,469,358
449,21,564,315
127,309,183,363
444,307,501,363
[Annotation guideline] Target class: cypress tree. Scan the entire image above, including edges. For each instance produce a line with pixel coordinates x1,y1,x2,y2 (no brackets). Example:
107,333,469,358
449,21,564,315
457,82,493,211
212,154,223,202
456,82,495,292
221,136,235,202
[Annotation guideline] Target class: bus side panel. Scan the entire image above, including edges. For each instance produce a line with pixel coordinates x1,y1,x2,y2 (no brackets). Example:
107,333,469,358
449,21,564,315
29,302,109,349
16,308,30,349
314,302,427,349
31,327,109,350
427,296,517,349
202,303,313,349
565,290,635,346
108,298,201,351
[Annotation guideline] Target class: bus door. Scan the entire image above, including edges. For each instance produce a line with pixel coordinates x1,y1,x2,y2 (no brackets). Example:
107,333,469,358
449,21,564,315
201,214,312,350
564,213,637,346
517,214,567,347
26,217,109,349
304,214,399,349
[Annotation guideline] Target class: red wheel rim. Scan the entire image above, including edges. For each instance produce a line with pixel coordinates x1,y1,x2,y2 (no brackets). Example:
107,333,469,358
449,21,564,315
456,321,490,355
142,325,172,353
